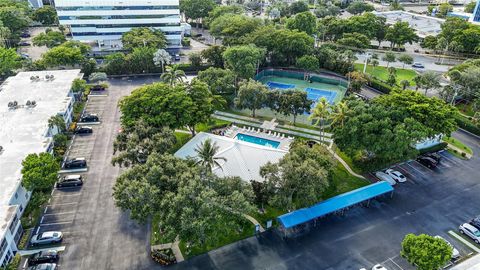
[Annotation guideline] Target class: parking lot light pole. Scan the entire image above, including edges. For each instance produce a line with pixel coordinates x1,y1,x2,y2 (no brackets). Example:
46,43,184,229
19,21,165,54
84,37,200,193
363,53,371,74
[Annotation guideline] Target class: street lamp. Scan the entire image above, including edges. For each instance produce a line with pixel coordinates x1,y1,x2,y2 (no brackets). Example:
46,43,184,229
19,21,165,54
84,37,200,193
363,52,372,74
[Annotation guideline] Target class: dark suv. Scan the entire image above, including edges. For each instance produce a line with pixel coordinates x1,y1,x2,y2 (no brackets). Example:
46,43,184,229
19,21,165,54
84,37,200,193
423,152,442,163
63,158,87,169
416,156,438,169
28,250,59,266
470,216,480,230
90,84,105,91
75,126,93,134
80,114,99,122
56,175,83,188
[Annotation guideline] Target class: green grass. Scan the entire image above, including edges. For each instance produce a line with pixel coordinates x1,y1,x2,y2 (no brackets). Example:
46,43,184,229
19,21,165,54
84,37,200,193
334,146,364,175
354,63,417,86
443,136,473,155
456,103,475,117
196,118,231,133
251,205,286,229
323,163,369,199
179,219,255,259
151,214,176,246
171,132,192,153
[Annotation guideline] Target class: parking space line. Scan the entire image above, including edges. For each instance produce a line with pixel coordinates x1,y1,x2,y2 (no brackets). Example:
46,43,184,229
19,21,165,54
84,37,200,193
46,202,77,207
389,258,404,270
52,193,81,198
405,162,426,176
40,221,73,226
448,230,480,253
43,211,76,216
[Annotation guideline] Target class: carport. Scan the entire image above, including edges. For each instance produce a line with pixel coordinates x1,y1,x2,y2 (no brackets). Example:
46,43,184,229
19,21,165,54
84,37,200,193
277,181,394,237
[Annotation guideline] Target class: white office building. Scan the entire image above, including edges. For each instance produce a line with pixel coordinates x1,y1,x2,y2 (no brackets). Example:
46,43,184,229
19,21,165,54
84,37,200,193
0,70,82,267
54,0,182,51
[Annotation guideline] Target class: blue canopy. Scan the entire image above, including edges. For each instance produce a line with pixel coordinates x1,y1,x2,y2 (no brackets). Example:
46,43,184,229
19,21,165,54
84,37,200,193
277,181,394,229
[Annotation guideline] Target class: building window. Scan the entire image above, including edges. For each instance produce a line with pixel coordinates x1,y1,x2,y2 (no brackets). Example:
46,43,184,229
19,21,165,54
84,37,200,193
19,205,23,213
0,239,7,261
9,214,18,234
14,193,18,199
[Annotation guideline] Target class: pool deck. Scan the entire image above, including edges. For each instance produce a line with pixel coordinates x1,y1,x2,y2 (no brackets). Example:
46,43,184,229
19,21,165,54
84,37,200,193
225,125,293,151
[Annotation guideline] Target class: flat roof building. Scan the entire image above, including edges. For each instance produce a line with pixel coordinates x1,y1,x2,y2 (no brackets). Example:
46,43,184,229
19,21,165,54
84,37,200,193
0,70,82,267
373,11,445,38
55,0,182,51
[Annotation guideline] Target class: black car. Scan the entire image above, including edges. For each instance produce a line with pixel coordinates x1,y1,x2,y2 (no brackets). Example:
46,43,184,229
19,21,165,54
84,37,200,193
19,42,31,46
470,216,480,230
423,152,442,163
80,114,99,122
28,250,59,266
75,126,93,134
63,158,87,169
416,156,438,168
56,175,83,188
90,84,105,91
20,33,31,38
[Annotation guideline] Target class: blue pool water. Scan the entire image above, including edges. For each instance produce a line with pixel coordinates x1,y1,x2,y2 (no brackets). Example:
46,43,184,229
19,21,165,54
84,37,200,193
235,133,280,148
266,81,295,89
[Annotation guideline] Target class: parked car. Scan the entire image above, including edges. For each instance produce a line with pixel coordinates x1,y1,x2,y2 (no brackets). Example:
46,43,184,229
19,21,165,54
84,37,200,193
416,156,438,169
90,84,105,91
30,231,63,246
56,174,83,188
423,152,442,163
21,53,30,59
470,216,480,230
385,169,407,183
28,263,57,270
372,264,388,270
174,54,181,61
63,157,87,169
75,126,93,134
20,32,31,38
434,235,460,259
80,113,99,122
28,250,59,266
459,223,480,244
19,42,31,46
375,171,396,186
412,62,425,68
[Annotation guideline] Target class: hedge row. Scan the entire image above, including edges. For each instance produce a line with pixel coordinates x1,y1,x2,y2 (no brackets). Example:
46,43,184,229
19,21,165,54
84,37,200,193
419,142,448,155
368,78,399,94
455,114,480,136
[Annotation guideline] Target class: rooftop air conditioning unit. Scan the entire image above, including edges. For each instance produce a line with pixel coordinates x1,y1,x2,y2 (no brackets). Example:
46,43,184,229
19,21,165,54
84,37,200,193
0,146,3,155
7,101,18,109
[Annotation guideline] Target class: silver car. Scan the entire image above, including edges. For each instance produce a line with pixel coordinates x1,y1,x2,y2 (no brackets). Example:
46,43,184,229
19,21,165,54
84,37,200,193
459,223,480,244
435,235,460,259
28,263,57,270
30,231,63,246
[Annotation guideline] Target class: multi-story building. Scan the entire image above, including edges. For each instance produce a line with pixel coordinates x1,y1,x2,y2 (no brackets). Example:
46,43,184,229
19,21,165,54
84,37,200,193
0,70,82,267
54,0,182,51
471,0,480,23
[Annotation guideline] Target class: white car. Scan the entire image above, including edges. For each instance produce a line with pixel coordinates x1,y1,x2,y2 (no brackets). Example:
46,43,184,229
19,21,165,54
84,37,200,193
372,264,388,270
435,235,460,259
459,223,480,244
375,171,396,186
385,169,407,183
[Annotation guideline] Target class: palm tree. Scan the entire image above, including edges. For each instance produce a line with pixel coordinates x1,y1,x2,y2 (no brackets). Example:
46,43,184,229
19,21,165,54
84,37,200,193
330,101,348,129
309,97,330,143
48,115,66,134
194,138,226,172
160,65,187,86
400,79,410,90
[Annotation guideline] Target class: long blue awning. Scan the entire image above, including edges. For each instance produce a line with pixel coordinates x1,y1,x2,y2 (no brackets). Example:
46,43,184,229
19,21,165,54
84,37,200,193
277,181,394,229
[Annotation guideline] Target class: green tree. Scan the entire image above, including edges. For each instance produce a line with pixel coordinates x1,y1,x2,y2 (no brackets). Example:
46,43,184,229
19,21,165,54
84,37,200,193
21,153,60,191
223,44,265,81
160,65,187,86
310,97,330,142
289,1,309,15
0,47,21,77
382,51,396,67
465,1,477,13
205,5,244,27
32,30,65,48
385,22,417,48
330,101,349,128
337,32,371,49
415,71,441,95
398,54,413,69
286,11,317,35
260,144,335,210
421,35,438,49
234,79,268,117
153,49,171,72
180,0,216,28
400,79,410,90
201,45,226,68
346,2,374,14
112,120,176,167
196,67,236,96
437,3,453,18
314,5,341,18
439,17,469,44
278,90,313,124
41,41,91,67
209,14,262,45
194,138,226,172
81,58,97,77
347,71,369,92
71,78,87,93
189,52,202,67
0,6,30,35
119,82,192,129
121,27,167,51
32,5,57,25
104,53,128,75
185,80,223,135
126,47,156,73
48,115,66,133
296,55,319,71
401,234,452,270
386,67,397,86
88,72,107,84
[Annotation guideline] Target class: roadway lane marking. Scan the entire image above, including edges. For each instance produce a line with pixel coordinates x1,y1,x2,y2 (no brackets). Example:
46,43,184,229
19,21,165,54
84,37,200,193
43,211,76,216
40,221,73,226
448,230,480,253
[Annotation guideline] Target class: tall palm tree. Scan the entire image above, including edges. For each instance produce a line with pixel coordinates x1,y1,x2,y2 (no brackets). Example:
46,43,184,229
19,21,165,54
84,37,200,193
330,101,348,129
48,115,66,134
160,65,187,86
309,97,330,143
194,138,226,172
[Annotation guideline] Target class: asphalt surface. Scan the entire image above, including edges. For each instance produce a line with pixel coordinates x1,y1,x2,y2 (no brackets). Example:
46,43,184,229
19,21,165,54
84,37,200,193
33,76,161,270
169,130,480,270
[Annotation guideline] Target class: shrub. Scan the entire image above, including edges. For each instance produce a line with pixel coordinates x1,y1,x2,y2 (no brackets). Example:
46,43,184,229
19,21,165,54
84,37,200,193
151,248,176,266
182,38,191,47
461,152,467,157
367,78,400,94
3,254,21,270
454,114,480,136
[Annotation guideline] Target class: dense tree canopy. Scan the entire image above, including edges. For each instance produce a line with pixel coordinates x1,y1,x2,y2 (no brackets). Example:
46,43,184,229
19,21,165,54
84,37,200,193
197,67,236,96
401,234,452,270
0,47,21,77
210,14,262,46
32,30,66,48
41,41,91,67
21,152,60,191
180,0,216,27
385,21,417,48
285,11,317,35
234,79,268,117
32,5,57,25
346,1,374,14
121,27,167,51
201,45,226,68
204,4,244,27
223,44,265,80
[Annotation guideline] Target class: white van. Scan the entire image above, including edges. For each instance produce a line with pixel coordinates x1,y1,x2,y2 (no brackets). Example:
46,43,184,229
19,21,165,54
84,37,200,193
375,171,396,186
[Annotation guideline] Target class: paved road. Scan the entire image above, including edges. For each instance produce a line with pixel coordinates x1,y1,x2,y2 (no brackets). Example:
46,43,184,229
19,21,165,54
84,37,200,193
170,130,480,270
35,76,161,270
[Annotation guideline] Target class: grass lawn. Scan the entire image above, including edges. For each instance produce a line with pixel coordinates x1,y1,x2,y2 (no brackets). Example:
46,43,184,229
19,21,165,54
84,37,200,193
354,63,417,86
456,103,475,117
443,136,473,155
323,163,369,199
334,146,364,175
196,118,231,133
179,219,255,259
171,132,192,153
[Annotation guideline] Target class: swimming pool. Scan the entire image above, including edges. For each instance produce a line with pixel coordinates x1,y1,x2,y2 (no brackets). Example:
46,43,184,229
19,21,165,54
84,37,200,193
235,133,280,148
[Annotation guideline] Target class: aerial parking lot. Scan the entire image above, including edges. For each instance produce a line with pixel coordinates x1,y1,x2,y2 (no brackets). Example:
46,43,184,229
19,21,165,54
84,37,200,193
170,131,480,270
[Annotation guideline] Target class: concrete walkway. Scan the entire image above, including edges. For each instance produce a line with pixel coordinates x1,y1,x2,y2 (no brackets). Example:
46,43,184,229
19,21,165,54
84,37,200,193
327,147,366,180
446,142,473,159
243,214,265,232
151,236,184,263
